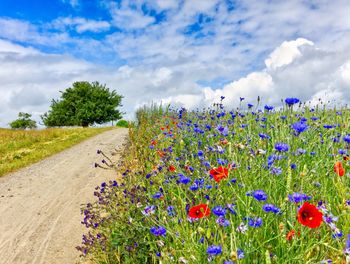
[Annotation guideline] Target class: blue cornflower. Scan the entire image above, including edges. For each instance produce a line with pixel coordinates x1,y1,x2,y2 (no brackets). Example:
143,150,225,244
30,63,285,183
226,203,236,214
343,134,350,144
178,175,191,184
264,105,274,111
275,142,289,152
216,216,230,227
280,115,287,120
296,148,306,155
217,125,229,136
207,245,222,255
198,150,204,156
237,248,245,259
292,121,308,134
262,204,281,214
167,206,175,217
248,217,263,228
323,125,335,129
291,163,297,170
248,103,254,108
212,206,226,216
217,158,227,165
152,192,163,199
252,190,268,201
240,97,245,101
142,205,156,216
150,226,166,236
285,97,300,106
189,184,198,191
270,166,282,175
288,193,311,203
259,133,270,140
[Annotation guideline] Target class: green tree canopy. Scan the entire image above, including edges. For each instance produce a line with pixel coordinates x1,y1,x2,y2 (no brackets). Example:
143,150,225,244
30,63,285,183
10,112,37,129
42,81,123,127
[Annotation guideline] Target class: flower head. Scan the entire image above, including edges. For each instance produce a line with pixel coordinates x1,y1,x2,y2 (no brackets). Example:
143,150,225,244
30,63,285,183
188,204,211,218
275,142,289,152
209,166,229,183
285,97,300,106
207,245,222,255
334,161,345,176
150,226,167,236
297,202,323,228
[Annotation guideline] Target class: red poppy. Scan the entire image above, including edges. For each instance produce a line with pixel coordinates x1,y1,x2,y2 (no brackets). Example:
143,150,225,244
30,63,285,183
297,202,323,228
150,140,157,146
220,138,229,145
334,161,345,176
168,165,176,172
188,204,211,218
286,229,300,241
157,150,166,158
209,166,229,183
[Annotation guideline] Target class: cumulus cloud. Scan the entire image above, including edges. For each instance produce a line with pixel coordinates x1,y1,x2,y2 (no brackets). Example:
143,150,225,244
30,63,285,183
156,38,350,109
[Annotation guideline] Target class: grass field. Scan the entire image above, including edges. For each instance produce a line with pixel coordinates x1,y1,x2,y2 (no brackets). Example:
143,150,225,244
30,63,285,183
0,127,113,177
79,100,350,263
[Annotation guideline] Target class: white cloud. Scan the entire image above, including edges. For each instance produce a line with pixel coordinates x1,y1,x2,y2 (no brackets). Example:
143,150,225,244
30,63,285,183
108,1,155,29
265,38,314,70
153,38,350,110
52,17,111,33
61,0,79,8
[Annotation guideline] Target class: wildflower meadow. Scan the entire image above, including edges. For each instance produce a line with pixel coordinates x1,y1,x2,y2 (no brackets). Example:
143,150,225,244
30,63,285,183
78,97,350,263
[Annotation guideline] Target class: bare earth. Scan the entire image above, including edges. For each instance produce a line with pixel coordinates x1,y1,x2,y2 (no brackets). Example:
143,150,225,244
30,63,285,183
0,128,128,264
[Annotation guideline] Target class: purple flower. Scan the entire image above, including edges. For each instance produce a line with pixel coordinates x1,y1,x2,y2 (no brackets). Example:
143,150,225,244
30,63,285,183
252,190,268,201
142,205,156,216
275,142,289,152
150,226,166,236
212,206,226,216
207,245,222,255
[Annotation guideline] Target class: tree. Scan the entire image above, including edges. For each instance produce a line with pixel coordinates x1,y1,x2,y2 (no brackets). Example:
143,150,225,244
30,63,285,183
10,112,37,129
42,81,123,127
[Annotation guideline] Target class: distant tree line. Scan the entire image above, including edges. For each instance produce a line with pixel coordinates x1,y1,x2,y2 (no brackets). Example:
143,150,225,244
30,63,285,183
9,81,123,129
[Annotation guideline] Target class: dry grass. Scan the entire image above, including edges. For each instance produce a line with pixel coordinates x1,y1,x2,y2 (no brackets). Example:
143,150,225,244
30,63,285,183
0,127,114,177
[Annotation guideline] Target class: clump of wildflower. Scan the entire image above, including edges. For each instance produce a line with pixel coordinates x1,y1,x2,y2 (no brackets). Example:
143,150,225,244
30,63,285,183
150,226,167,237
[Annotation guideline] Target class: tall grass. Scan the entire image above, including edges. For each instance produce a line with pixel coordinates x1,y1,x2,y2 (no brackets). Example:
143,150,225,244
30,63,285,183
79,100,350,263
0,127,113,176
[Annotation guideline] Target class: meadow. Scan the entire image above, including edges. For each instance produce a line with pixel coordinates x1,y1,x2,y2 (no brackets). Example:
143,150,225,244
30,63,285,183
0,127,113,177
78,98,350,263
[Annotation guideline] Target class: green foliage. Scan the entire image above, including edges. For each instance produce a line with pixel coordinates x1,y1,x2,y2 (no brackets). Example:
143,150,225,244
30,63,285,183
116,120,129,128
9,112,37,129
42,81,123,127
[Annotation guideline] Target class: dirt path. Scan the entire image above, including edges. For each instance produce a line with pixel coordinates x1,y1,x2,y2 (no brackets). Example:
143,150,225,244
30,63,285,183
0,128,128,264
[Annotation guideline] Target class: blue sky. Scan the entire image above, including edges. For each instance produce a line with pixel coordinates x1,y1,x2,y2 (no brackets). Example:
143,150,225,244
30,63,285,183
1,0,350,126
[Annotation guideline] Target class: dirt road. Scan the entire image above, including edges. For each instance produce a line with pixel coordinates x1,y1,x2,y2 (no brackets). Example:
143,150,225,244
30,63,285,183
0,128,128,264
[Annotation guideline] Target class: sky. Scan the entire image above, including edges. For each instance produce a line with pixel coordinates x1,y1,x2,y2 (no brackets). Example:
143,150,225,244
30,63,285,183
1,0,350,127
